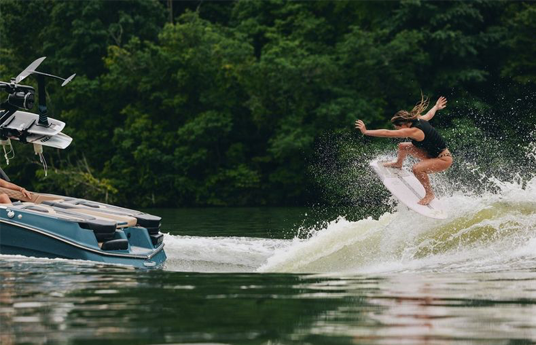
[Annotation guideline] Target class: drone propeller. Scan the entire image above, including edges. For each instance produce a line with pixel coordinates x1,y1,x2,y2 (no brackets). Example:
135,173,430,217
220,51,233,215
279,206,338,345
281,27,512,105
61,73,76,87
14,57,76,87
15,57,46,84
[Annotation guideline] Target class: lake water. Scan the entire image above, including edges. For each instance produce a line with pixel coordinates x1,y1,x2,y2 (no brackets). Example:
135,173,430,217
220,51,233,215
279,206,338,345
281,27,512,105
2,177,536,344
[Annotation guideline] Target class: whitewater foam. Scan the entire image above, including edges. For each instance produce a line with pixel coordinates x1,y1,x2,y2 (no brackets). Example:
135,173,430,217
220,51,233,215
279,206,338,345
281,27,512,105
163,234,289,272
256,176,536,274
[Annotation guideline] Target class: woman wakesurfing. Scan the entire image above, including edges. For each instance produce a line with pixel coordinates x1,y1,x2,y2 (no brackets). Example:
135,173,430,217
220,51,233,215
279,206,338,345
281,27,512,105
355,96,452,205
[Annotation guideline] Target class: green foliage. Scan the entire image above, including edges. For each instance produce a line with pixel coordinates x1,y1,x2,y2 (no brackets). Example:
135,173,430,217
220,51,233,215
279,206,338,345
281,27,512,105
36,157,118,204
501,3,536,84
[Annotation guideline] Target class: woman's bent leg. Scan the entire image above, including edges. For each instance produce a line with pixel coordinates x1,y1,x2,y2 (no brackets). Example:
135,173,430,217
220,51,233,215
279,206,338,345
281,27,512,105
384,143,430,169
412,156,453,205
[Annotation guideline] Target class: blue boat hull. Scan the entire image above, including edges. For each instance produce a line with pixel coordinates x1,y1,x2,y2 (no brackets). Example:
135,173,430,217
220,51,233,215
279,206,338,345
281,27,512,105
0,215,166,269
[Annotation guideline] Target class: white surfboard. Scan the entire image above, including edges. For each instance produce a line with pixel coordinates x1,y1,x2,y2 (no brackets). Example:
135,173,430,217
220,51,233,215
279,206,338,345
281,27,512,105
370,159,448,219
10,131,72,149
2,111,65,136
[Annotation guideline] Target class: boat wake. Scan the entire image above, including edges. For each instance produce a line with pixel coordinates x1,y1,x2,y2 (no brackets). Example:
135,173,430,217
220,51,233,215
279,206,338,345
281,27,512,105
259,175,536,274
163,235,288,272
163,176,536,274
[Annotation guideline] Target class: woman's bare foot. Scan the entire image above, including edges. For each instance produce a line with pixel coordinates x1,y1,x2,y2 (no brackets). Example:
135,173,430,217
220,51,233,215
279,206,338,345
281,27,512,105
383,161,402,169
418,194,435,205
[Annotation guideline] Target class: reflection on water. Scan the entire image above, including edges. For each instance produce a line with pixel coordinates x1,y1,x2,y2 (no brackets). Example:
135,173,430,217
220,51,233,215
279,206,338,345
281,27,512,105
2,257,536,344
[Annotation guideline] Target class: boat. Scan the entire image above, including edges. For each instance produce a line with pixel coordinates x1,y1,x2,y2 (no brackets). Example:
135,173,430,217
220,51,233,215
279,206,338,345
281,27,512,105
0,58,166,268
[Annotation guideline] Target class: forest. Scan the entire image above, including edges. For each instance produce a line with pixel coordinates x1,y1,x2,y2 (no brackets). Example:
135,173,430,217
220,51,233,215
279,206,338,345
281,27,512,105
0,0,535,208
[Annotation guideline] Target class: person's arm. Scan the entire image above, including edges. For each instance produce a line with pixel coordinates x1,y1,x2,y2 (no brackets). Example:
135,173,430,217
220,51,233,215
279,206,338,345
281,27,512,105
420,96,447,121
355,120,421,139
0,179,32,199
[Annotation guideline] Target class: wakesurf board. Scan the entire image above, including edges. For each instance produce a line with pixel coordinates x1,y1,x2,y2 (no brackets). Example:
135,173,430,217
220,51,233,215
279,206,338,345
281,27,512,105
0,111,72,149
10,131,72,149
370,159,448,219
2,111,65,136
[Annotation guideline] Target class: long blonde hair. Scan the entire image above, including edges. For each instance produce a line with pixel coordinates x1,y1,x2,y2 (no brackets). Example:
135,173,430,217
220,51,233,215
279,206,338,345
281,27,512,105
391,93,429,125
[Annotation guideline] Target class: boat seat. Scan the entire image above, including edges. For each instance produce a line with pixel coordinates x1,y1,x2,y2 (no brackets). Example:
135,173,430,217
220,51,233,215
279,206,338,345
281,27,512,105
67,208,136,227
78,219,117,242
12,202,117,242
13,202,89,223
41,202,133,229
16,202,110,224
18,204,57,215
42,201,137,227
101,239,128,251
9,192,161,234
2,189,160,230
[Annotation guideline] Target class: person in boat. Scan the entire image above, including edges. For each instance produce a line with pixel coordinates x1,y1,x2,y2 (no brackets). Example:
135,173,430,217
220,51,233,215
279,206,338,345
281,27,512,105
0,178,32,204
355,96,452,205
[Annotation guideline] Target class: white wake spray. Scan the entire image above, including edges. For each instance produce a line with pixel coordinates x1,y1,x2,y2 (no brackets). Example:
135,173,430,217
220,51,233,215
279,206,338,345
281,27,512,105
258,176,536,274
163,234,288,272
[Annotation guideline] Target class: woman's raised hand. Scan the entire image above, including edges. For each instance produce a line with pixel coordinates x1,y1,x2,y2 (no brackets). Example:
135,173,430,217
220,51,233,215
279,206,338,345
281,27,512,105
436,96,447,110
355,120,367,134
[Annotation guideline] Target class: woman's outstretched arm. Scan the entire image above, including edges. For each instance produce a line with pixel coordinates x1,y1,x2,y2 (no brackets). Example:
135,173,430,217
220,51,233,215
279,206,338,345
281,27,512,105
355,120,420,139
420,96,447,121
